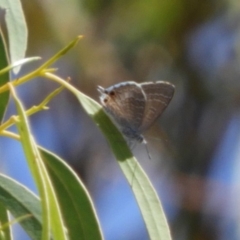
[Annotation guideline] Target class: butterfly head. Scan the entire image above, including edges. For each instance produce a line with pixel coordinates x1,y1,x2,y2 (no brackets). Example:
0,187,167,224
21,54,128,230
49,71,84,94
97,85,117,106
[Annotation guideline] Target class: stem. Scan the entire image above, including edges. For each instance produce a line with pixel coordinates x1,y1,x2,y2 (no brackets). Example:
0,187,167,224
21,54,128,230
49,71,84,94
0,35,82,94
0,130,20,140
0,85,63,132
41,72,79,95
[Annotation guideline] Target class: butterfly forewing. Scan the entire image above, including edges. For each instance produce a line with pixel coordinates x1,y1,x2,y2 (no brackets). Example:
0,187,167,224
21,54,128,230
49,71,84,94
102,82,146,131
139,81,175,132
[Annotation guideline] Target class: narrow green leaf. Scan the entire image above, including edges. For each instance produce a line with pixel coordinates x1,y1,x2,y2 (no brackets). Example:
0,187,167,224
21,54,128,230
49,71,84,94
9,84,67,240
38,35,82,71
8,84,50,240
0,57,41,76
0,0,28,74
0,174,41,240
55,80,172,240
0,202,11,240
0,230,6,240
0,30,10,123
79,97,172,240
40,147,103,240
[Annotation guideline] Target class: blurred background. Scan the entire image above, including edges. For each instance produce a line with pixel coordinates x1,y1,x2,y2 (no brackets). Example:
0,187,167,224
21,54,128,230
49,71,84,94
1,0,240,239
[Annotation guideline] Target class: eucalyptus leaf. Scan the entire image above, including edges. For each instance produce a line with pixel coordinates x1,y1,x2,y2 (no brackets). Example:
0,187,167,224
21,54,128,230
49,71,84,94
0,0,28,74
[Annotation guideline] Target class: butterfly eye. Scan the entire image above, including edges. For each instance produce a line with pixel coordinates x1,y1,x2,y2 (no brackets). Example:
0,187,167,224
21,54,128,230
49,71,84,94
109,91,115,96
103,98,108,103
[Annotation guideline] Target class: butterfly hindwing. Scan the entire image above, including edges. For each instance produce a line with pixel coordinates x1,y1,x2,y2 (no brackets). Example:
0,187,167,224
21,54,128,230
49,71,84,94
139,81,175,132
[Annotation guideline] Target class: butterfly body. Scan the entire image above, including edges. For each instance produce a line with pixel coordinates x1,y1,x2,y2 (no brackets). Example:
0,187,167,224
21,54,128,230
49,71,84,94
97,81,175,143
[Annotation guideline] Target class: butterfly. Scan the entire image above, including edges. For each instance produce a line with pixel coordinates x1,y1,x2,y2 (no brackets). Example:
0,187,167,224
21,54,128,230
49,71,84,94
97,81,175,145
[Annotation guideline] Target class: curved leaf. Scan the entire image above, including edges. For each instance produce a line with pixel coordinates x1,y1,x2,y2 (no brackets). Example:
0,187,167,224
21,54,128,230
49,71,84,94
0,0,28,74
0,30,9,123
0,57,41,76
47,77,172,240
0,201,11,240
0,174,41,240
78,96,172,240
9,84,67,240
40,147,103,240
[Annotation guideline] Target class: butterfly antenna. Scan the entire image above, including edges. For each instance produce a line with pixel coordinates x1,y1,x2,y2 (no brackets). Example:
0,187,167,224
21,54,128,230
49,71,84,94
143,139,151,160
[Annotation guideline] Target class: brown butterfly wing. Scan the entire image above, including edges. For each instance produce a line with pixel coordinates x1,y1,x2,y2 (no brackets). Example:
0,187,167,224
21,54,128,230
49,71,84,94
101,81,146,131
139,81,175,132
